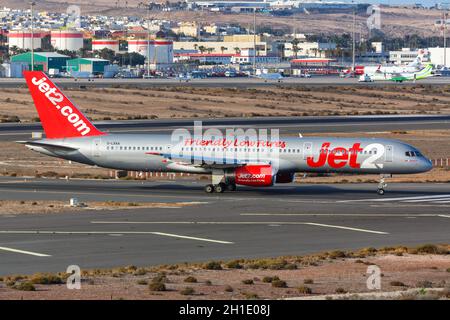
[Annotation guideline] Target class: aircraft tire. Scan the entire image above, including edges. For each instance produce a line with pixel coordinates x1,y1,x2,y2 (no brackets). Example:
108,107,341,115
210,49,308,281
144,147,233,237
377,188,385,196
205,184,215,193
214,183,226,193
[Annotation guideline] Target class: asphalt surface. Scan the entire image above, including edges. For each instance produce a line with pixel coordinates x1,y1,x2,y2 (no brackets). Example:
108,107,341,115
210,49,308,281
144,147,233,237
1,76,450,88
1,114,449,142
0,177,449,275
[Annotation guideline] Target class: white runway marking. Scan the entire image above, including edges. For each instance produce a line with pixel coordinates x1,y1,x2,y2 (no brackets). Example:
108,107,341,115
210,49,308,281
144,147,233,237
0,246,51,257
90,221,388,235
150,232,233,244
438,215,450,218
241,213,439,217
338,194,450,204
302,223,388,234
0,230,232,244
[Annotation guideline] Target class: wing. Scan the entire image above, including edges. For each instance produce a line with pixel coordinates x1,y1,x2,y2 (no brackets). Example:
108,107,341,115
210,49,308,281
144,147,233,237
146,151,272,169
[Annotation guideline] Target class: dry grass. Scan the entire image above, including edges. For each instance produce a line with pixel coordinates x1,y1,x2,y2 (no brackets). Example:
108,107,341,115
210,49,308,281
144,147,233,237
1,85,450,123
0,200,204,215
0,244,448,300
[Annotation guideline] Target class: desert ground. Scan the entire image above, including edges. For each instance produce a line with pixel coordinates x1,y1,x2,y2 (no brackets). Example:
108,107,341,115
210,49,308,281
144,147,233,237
0,245,448,300
1,85,450,122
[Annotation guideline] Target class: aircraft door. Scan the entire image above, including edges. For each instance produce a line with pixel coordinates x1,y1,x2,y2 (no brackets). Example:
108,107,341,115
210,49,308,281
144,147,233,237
303,142,312,160
92,138,102,157
385,145,393,162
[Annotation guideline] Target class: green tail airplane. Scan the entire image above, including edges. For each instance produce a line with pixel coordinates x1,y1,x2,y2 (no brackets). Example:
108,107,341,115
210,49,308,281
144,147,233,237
390,64,434,83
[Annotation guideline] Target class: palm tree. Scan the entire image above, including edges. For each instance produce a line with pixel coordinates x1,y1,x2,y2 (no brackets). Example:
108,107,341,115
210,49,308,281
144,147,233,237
206,47,214,54
292,38,300,59
220,46,227,54
198,45,206,54
234,47,241,54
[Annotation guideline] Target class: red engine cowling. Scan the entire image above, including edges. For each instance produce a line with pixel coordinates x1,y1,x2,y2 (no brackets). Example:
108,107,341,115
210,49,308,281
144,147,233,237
233,165,274,187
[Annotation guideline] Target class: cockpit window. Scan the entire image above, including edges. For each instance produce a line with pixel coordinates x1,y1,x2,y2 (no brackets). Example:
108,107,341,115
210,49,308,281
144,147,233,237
405,151,422,157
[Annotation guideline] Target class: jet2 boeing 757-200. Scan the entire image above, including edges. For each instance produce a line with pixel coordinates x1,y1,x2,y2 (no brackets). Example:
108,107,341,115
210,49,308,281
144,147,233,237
19,71,432,195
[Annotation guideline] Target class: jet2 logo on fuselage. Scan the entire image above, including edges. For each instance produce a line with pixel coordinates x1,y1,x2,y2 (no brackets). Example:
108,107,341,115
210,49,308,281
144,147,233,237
307,142,386,169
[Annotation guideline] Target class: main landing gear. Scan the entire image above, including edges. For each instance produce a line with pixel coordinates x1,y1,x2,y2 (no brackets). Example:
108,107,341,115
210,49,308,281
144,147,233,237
377,175,389,196
204,183,237,193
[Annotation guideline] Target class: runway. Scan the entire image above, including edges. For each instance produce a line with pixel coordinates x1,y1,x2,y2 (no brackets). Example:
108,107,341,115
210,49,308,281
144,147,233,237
1,114,449,142
0,177,448,275
2,76,450,88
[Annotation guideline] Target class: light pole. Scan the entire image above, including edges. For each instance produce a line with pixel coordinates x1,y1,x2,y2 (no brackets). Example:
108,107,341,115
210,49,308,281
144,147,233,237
253,7,256,75
30,1,35,71
352,2,356,74
444,12,448,68
147,5,151,78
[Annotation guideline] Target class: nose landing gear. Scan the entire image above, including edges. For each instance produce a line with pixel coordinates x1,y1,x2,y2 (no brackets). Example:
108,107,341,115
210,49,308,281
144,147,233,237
377,175,390,195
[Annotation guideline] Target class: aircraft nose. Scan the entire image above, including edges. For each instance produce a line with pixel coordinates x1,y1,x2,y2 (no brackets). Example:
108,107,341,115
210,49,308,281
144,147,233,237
421,158,433,173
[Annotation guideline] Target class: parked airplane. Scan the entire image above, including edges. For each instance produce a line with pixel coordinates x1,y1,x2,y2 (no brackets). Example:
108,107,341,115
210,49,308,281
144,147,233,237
390,64,434,83
346,56,423,78
19,71,432,195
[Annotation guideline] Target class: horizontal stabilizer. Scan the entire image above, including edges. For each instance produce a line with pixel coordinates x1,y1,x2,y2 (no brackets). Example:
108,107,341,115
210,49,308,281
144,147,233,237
16,141,79,152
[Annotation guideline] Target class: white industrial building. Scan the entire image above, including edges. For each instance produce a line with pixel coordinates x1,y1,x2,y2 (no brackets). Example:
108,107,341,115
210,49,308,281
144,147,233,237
92,39,119,52
51,30,84,52
389,48,431,65
428,47,450,67
8,30,43,51
128,39,174,69
128,39,153,58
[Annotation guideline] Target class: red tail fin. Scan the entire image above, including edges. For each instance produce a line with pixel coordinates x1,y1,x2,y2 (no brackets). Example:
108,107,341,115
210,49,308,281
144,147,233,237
24,71,105,139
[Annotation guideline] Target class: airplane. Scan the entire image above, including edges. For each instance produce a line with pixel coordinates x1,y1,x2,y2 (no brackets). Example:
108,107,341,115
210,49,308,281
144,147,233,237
390,64,434,83
19,71,433,195
256,72,284,82
345,56,423,78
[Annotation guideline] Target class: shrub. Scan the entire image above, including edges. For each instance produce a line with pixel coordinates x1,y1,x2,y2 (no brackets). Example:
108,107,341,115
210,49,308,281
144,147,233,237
184,276,197,283
416,280,433,288
271,280,287,288
328,250,346,259
446,268,450,273
149,282,166,292
13,282,36,291
204,261,222,270
30,273,62,285
262,276,279,283
414,244,448,255
137,279,148,285
133,268,147,276
297,286,312,294
205,280,212,286
304,279,314,284
151,274,167,283
242,279,254,285
225,260,243,269
243,292,259,300
224,285,234,292
335,287,347,294
180,287,195,295
390,281,406,287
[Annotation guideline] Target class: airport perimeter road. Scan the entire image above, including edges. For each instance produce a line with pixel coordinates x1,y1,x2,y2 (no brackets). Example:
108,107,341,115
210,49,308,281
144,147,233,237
1,114,449,142
0,177,449,275
1,76,450,88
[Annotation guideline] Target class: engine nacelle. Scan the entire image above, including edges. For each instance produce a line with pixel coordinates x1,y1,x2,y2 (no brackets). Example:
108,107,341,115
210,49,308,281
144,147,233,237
275,172,295,184
229,164,274,187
